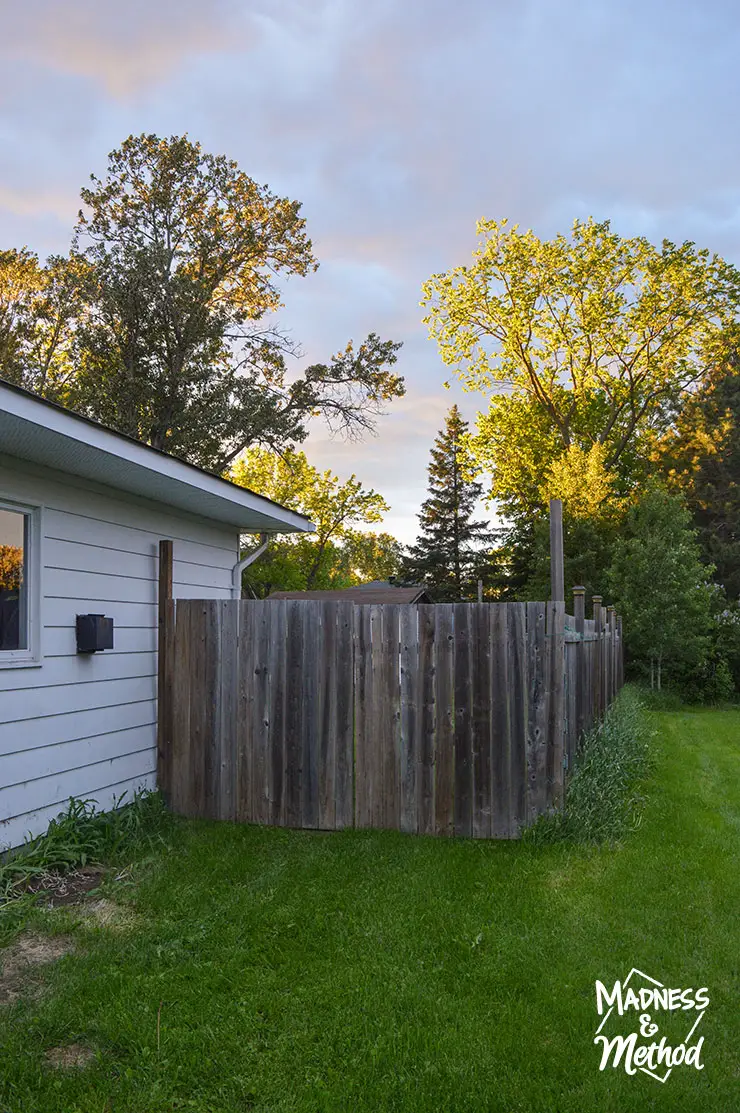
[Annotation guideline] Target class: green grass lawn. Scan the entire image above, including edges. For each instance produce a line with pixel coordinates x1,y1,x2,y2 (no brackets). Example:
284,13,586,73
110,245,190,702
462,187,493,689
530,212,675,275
1,705,739,1112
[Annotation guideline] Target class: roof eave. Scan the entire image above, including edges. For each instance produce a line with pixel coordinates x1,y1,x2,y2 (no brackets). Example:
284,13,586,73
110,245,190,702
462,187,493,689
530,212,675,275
0,380,314,534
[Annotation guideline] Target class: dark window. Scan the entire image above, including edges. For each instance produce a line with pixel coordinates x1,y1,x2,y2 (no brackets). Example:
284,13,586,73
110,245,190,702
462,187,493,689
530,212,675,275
0,508,28,652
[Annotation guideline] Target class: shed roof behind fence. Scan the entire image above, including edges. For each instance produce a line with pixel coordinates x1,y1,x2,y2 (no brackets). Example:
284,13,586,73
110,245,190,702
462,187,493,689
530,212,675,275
266,583,433,604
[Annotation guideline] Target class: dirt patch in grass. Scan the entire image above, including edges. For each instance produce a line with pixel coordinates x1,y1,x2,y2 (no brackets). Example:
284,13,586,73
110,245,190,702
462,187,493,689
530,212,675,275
0,932,75,1004
25,866,107,907
44,1043,96,1070
73,897,140,931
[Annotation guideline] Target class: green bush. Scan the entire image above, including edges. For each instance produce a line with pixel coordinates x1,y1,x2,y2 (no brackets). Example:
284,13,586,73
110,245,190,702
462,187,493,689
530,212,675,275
525,686,653,845
677,650,736,704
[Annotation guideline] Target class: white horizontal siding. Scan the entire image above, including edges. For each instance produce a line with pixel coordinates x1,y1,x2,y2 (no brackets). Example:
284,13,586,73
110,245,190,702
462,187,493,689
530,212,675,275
46,515,237,564
0,767,156,851
0,700,156,756
44,598,157,628
42,625,157,657
1,675,157,724
0,747,157,823
44,538,232,591
0,651,156,694
0,724,156,792
0,457,239,849
47,568,157,605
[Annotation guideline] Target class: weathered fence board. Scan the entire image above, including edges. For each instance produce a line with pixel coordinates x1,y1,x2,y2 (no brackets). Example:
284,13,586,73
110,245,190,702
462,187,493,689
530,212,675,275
418,606,436,836
433,605,455,837
471,604,492,839
453,603,473,838
399,605,419,835
161,598,623,839
490,604,512,838
507,603,528,833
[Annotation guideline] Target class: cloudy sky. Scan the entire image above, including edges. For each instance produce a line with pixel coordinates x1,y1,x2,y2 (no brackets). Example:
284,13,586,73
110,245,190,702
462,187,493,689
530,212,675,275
2,0,739,541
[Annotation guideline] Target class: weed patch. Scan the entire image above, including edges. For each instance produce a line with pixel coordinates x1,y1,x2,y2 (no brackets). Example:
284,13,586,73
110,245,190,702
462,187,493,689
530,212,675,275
0,791,173,903
525,685,653,844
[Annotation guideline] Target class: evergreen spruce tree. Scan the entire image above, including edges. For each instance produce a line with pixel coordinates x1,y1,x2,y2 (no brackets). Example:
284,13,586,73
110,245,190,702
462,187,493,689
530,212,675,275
402,406,493,600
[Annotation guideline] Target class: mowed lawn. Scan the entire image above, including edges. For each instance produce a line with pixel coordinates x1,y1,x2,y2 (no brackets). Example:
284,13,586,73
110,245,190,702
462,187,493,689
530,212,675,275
1,708,738,1112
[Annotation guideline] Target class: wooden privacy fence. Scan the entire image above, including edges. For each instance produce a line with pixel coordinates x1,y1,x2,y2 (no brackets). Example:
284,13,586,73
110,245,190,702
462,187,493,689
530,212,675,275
158,596,623,839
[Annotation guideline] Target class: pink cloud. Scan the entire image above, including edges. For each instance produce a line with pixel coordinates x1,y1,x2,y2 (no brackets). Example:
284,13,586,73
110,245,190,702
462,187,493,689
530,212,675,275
2,0,256,97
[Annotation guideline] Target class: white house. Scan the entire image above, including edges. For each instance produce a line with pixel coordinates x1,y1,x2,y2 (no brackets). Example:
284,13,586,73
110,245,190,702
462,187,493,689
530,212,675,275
0,380,312,850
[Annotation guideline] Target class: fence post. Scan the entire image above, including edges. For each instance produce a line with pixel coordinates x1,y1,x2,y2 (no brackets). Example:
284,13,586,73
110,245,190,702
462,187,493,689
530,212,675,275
157,539,174,800
549,498,565,602
547,599,566,811
606,605,616,706
592,595,603,720
573,586,585,746
617,613,624,689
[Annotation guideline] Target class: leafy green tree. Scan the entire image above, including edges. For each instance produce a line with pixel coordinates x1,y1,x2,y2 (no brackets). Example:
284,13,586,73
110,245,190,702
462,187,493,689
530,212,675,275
608,485,714,690
422,217,740,520
238,531,403,598
26,133,405,471
500,513,618,603
337,531,404,584
402,405,493,600
230,447,392,593
658,327,740,599
0,249,86,398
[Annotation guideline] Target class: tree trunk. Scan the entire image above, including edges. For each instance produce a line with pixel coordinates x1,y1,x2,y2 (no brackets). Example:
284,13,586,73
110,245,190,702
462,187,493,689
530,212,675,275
657,655,662,692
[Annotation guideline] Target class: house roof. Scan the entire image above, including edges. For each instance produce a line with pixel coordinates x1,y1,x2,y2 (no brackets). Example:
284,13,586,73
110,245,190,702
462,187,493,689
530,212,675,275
267,584,433,604
0,379,314,534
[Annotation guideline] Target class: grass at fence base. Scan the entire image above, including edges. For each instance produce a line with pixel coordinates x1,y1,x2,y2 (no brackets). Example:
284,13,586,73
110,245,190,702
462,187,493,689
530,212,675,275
1,706,739,1112
524,685,654,845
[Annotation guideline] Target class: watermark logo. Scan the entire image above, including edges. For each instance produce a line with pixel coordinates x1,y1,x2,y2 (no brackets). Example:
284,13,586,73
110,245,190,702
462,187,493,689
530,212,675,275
594,968,708,1082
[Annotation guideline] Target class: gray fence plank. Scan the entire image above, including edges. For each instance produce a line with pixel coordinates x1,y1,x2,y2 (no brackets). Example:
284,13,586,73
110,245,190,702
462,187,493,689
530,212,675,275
251,603,270,825
418,605,436,836
434,606,455,836
301,601,320,830
268,600,287,826
546,601,565,810
381,604,401,830
170,600,191,815
319,601,337,830
236,602,254,824
508,603,527,835
354,605,372,828
335,602,354,829
399,605,419,834
218,600,238,821
490,604,512,838
284,601,304,828
190,602,208,819
453,603,473,838
526,601,548,824
472,604,492,839
204,601,222,821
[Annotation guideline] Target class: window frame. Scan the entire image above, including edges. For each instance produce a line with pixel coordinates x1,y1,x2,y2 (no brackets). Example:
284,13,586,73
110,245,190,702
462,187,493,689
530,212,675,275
0,497,43,669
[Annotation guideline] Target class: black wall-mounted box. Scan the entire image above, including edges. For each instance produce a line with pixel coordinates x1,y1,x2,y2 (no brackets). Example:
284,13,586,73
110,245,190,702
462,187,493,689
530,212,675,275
76,614,114,653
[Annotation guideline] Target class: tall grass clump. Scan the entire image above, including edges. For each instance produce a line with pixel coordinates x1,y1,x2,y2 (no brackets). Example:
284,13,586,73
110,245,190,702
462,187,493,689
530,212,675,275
525,686,653,845
0,789,174,907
